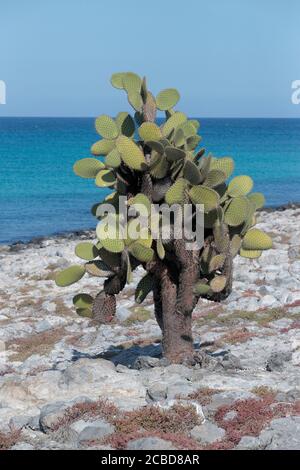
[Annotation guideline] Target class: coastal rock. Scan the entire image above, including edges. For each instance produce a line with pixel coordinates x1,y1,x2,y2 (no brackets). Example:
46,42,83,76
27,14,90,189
190,422,226,444
127,437,176,450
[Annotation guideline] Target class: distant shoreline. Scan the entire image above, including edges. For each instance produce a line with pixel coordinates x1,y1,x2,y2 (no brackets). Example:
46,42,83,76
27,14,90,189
1,202,299,251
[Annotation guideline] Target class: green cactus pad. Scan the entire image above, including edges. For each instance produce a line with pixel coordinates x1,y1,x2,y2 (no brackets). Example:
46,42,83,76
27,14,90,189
162,112,187,137
91,139,115,156
165,146,186,162
210,275,227,293
156,237,165,260
190,120,200,132
210,157,234,179
179,121,197,138
96,219,125,253
95,115,119,139
110,72,126,89
209,254,226,273
85,260,114,277
129,242,154,262
150,153,169,179
73,293,93,309
174,128,186,147
189,186,220,212
186,135,201,151
115,112,135,137
95,169,116,187
55,265,85,287
242,228,272,250
204,169,227,188
165,178,187,205
75,242,99,261
156,88,180,111
116,136,147,171
138,122,162,141
239,248,262,259
230,234,242,257
183,160,201,185
105,148,121,168
123,72,142,94
76,308,93,318
128,91,143,111
128,193,151,214
193,282,211,296
146,140,165,154
248,192,265,210
73,158,105,179
135,273,154,303
228,175,253,197
224,197,250,226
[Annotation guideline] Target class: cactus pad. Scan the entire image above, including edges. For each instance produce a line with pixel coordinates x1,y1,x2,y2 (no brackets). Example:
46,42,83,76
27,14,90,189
95,115,119,139
162,112,187,137
91,139,115,156
73,158,105,179
183,160,202,185
210,157,234,179
138,122,162,141
210,275,227,292
224,197,250,226
116,136,147,171
165,178,187,205
55,265,85,287
73,293,93,309
156,88,180,110
228,175,253,197
248,192,265,209
135,273,154,303
189,186,220,212
75,242,99,261
242,228,272,250
115,112,135,137
95,169,116,187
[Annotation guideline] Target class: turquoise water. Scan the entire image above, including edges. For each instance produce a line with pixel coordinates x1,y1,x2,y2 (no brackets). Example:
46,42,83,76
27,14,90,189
0,117,299,244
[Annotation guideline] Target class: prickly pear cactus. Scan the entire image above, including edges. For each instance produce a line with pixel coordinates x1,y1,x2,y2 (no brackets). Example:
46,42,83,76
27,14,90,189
55,72,272,363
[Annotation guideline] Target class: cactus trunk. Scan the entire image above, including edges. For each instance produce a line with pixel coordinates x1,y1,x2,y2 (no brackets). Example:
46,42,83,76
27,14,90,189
158,266,194,363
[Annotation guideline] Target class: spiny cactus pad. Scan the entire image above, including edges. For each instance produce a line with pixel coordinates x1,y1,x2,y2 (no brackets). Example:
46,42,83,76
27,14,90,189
95,115,119,139
75,242,99,261
55,265,85,287
228,175,253,197
73,158,105,179
91,139,115,156
138,122,162,141
156,88,180,110
95,169,116,187
135,273,154,303
116,136,147,171
115,112,135,137
242,228,272,251
189,186,220,212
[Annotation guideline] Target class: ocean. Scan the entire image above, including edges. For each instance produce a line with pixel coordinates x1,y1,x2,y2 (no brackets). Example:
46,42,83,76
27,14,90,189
0,117,299,244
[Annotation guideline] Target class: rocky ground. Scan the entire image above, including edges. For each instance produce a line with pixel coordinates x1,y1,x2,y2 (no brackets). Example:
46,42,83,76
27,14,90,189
0,208,299,450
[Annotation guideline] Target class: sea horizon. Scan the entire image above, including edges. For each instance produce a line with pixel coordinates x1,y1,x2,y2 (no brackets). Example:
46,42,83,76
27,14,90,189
1,116,300,244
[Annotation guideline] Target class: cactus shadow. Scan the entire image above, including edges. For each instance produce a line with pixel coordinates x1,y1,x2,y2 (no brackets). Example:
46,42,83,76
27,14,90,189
70,342,162,368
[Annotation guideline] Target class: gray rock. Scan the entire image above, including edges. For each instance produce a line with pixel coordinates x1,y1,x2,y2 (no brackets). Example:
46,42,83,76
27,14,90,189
223,410,238,421
9,414,33,430
134,355,160,370
147,382,168,402
190,422,225,444
127,437,176,450
70,418,114,443
266,351,292,371
39,401,67,432
115,306,132,322
236,417,300,450
235,435,262,450
260,295,278,308
11,442,35,450
218,352,243,370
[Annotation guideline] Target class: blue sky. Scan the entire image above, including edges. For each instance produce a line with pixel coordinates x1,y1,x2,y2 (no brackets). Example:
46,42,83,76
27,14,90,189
0,0,299,117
